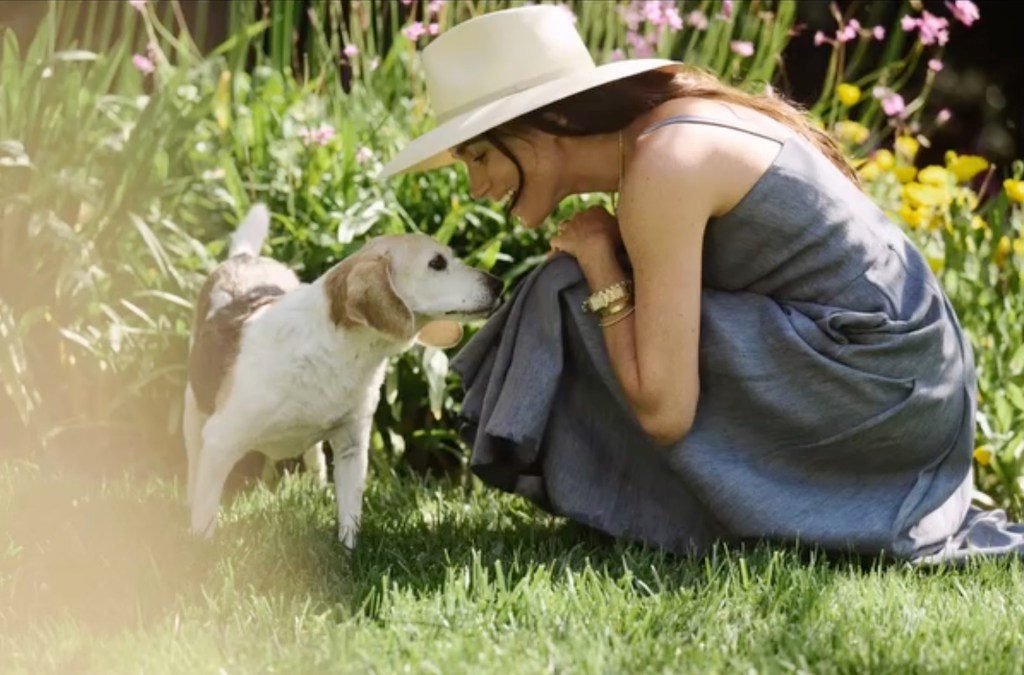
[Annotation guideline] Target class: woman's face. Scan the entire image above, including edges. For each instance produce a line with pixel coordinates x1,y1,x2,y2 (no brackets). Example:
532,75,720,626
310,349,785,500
454,129,561,229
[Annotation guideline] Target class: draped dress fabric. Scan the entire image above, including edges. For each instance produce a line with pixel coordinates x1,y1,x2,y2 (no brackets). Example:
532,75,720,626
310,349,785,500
452,115,1023,563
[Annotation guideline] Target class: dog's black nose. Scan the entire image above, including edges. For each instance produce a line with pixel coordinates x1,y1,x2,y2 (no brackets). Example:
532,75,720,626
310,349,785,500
485,273,504,297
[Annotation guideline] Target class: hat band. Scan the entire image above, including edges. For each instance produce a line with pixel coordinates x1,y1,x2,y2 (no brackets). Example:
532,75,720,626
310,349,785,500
434,63,593,125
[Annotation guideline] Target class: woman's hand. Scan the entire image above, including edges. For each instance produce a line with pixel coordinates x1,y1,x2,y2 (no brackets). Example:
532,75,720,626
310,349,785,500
549,205,622,263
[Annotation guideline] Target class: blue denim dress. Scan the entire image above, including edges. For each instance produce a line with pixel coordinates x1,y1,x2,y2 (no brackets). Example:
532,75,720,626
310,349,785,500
453,115,1021,563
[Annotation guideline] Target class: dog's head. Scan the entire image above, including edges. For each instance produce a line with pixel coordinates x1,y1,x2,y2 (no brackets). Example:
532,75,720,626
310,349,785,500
323,234,503,348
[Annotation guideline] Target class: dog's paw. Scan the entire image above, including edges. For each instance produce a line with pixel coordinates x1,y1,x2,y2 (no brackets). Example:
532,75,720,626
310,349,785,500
190,513,218,539
338,526,358,551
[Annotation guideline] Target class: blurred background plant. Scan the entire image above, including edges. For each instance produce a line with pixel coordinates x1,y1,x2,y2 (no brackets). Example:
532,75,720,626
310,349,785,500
1,0,1021,515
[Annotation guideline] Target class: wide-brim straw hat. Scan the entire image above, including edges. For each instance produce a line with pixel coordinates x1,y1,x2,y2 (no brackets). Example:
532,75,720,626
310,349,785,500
379,5,679,179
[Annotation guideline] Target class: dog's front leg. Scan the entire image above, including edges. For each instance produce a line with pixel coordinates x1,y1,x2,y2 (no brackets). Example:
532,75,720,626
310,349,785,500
328,417,371,550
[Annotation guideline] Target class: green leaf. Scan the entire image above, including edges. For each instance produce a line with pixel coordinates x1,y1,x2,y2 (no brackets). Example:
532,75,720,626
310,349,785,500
51,49,98,62
475,238,502,271
1007,383,1024,414
421,346,449,420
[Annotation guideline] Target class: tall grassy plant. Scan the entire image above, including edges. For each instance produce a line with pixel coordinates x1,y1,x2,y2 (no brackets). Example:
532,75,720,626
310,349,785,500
0,3,216,455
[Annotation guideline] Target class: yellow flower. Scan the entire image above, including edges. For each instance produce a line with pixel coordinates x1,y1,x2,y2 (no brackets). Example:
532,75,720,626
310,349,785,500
995,235,1012,265
874,149,895,171
903,182,947,208
955,187,979,210
1004,179,1024,203
918,165,949,186
893,166,917,183
945,153,989,183
898,203,925,228
895,136,920,161
1014,238,1024,256
926,212,948,232
926,255,944,274
834,121,870,145
973,446,993,466
859,161,881,181
836,83,862,107
970,215,989,231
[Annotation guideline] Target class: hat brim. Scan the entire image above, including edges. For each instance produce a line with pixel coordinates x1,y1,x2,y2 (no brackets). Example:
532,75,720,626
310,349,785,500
378,58,680,179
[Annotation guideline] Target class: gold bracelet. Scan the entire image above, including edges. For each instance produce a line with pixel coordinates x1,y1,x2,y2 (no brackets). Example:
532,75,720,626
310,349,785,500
598,304,635,327
598,298,632,319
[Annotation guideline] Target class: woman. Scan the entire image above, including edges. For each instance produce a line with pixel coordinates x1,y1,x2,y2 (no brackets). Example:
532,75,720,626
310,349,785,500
381,5,1023,563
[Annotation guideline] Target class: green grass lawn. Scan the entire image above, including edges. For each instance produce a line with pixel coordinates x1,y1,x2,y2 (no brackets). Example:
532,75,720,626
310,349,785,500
3,459,1024,675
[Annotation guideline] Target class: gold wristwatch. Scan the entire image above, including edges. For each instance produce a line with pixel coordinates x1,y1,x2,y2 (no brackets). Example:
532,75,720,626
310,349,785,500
581,280,633,314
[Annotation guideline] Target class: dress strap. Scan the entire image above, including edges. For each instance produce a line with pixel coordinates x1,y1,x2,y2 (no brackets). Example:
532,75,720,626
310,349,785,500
639,114,785,145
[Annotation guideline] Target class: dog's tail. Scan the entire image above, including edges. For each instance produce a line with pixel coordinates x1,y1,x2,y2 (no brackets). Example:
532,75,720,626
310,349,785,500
228,203,271,258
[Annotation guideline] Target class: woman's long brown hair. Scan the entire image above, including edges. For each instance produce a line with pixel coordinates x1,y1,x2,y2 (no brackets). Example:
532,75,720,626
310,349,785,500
486,64,859,212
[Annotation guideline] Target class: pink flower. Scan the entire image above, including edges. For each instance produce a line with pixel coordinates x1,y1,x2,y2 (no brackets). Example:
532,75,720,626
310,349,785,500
299,123,336,147
901,15,919,32
687,10,708,30
881,93,906,117
836,18,861,43
813,30,830,46
946,0,979,27
917,11,950,46
609,48,625,61
427,22,440,36
626,31,655,58
132,53,155,75
928,58,943,72
355,146,374,164
621,4,642,30
936,108,952,125
343,44,358,58
641,1,664,23
400,0,413,5
427,0,444,16
402,21,427,41
872,25,886,40
664,6,683,31
633,43,654,57
721,0,733,20
128,0,147,10
730,40,754,57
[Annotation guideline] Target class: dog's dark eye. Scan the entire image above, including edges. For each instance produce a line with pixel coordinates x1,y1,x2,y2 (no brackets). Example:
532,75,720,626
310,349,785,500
428,254,448,271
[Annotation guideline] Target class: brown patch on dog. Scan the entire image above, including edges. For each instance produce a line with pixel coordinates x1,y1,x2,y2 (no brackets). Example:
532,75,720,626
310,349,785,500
213,365,236,412
324,253,415,341
189,254,296,415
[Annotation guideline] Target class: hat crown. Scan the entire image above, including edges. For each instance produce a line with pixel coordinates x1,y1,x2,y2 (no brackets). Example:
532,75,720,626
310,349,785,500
422,6,595,124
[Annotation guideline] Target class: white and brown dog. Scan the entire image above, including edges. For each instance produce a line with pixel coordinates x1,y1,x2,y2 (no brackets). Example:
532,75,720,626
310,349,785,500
182,204,502,547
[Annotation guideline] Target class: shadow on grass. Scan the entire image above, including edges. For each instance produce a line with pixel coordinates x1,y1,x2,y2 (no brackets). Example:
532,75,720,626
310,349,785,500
3,460,982,643
0,465,216,636
340,472,920,618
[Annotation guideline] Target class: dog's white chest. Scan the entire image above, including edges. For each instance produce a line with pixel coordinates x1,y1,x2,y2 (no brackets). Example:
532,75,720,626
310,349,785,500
231,322,390,458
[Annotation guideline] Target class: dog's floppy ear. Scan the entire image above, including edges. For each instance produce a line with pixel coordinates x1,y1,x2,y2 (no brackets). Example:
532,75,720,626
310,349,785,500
415,321,464,349
326,254,415,341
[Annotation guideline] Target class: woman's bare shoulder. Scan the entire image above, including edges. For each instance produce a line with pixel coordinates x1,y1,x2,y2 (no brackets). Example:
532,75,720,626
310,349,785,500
630,99,790,217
